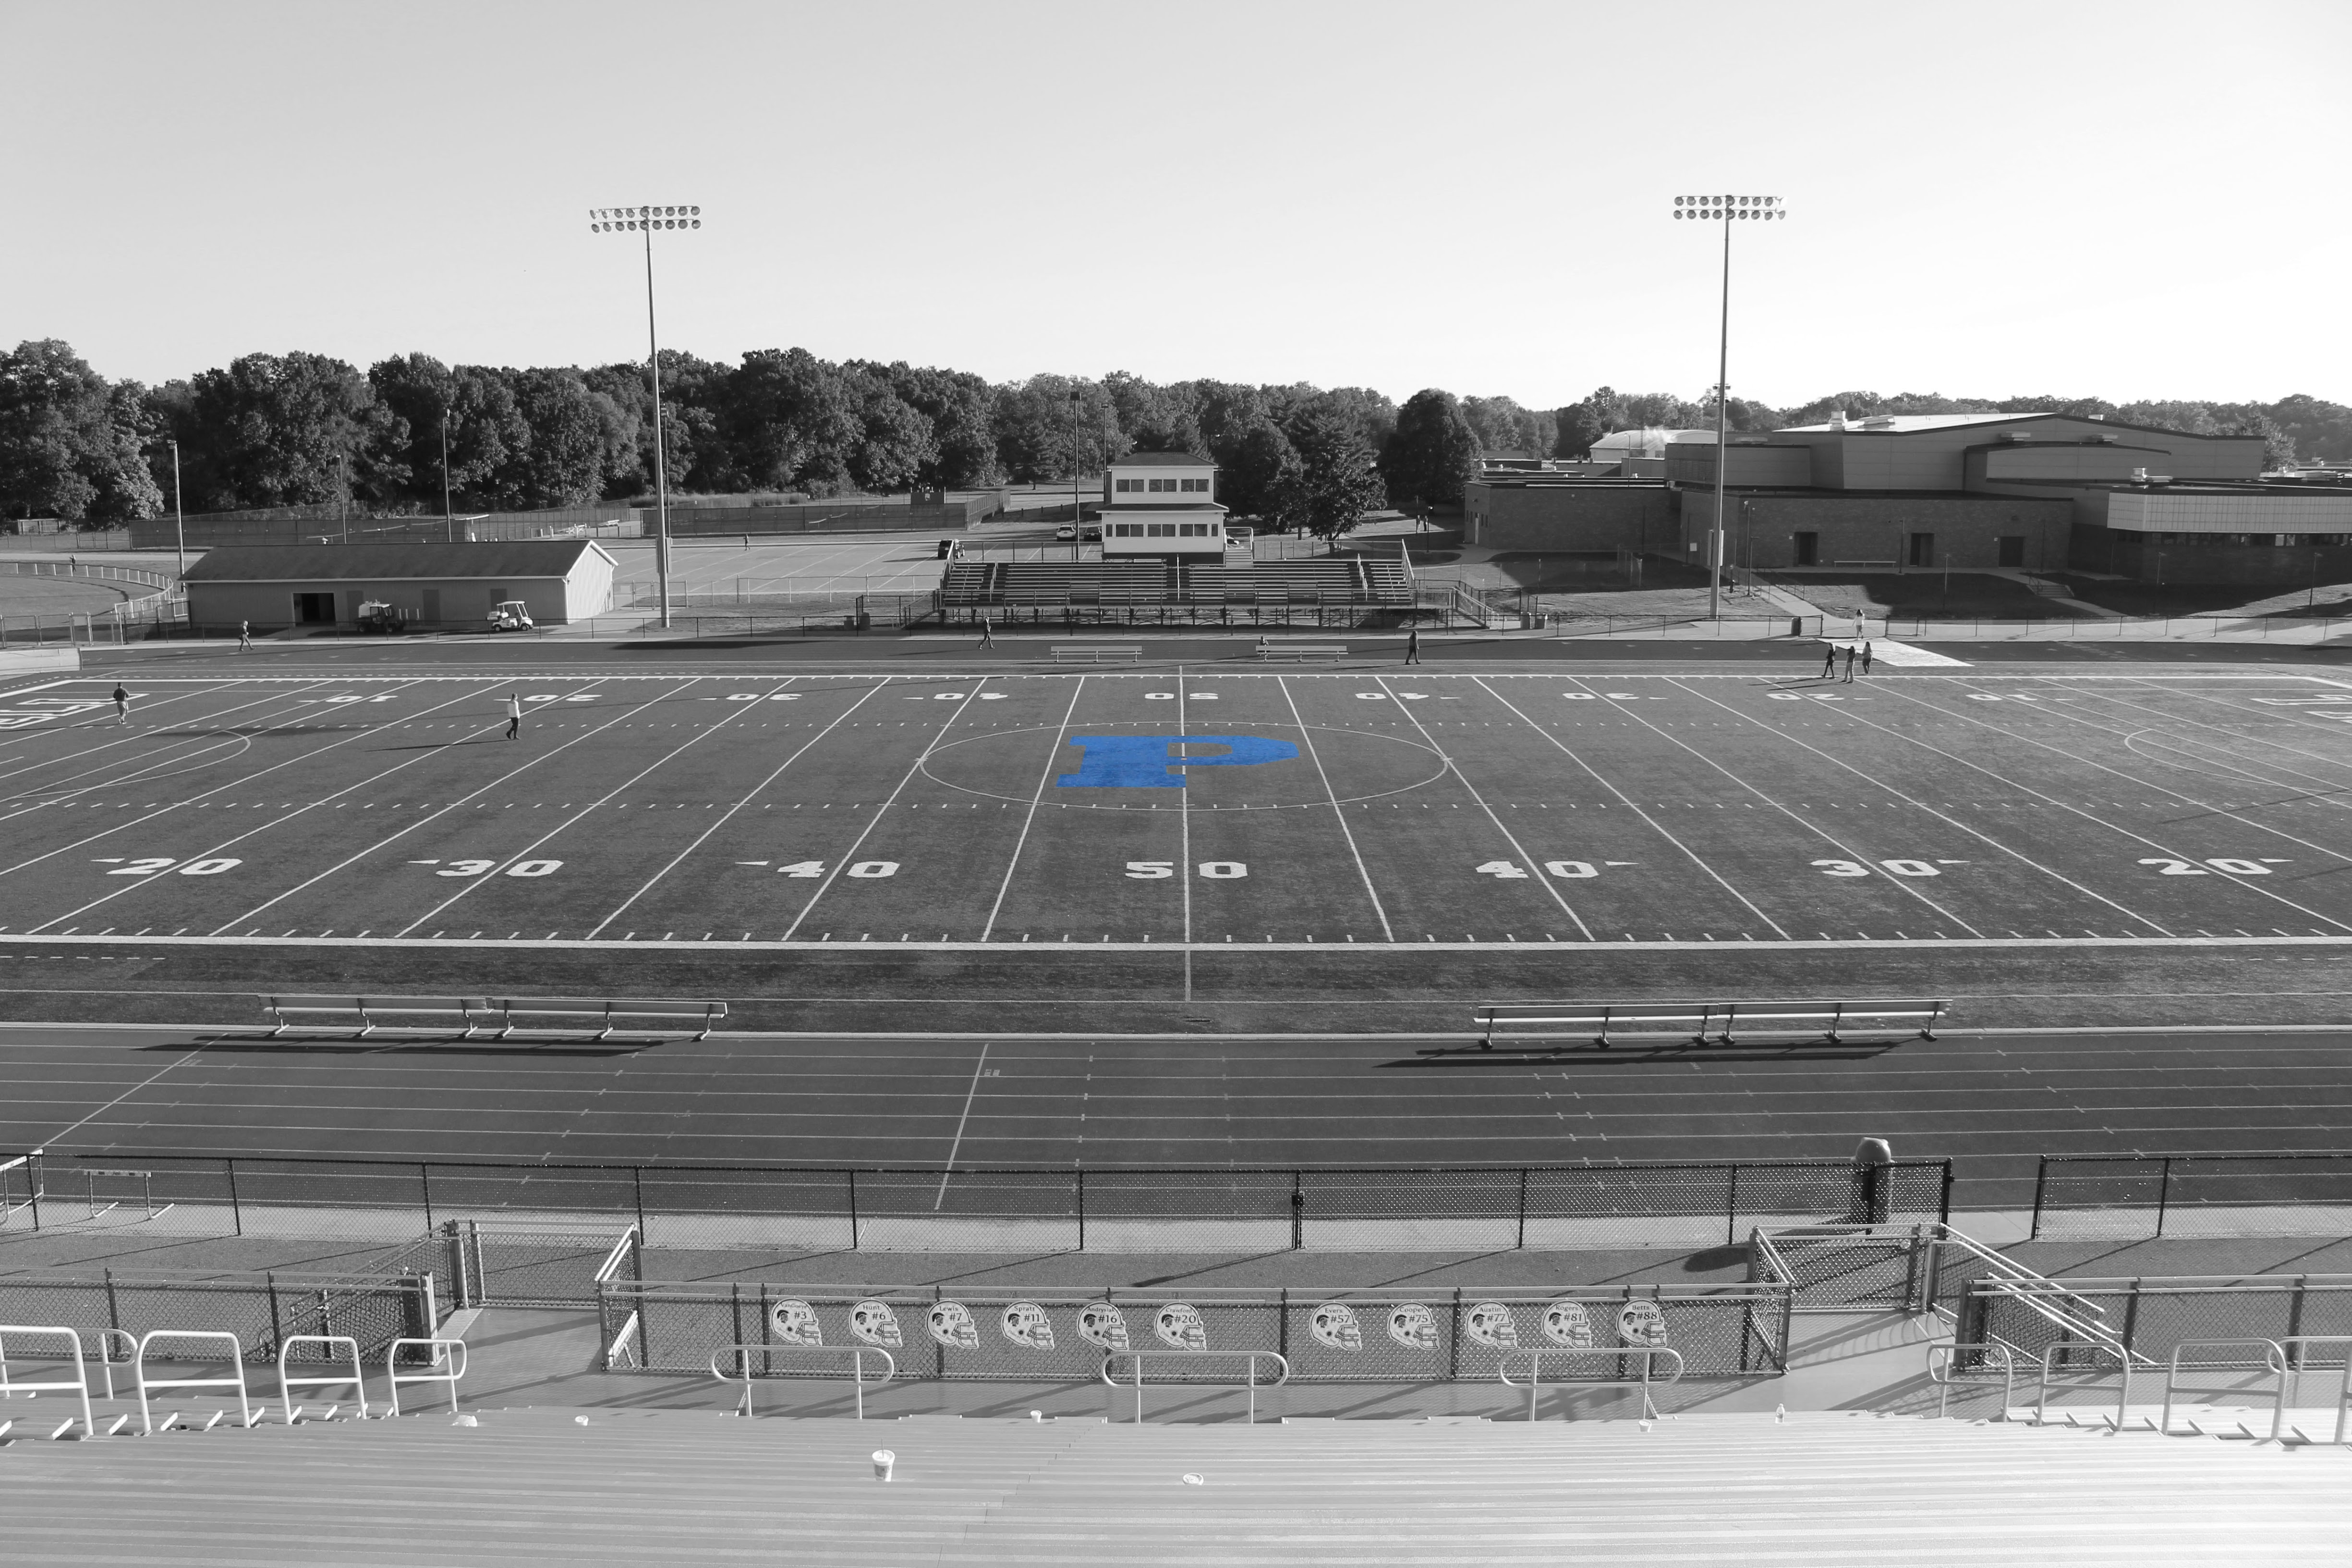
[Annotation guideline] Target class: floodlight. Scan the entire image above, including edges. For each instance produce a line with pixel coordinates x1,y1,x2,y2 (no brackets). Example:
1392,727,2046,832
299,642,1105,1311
589,203,707,628
1669,192,1790,618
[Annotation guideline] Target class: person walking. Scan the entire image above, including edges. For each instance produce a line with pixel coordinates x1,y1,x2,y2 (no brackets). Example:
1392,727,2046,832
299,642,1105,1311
1842,644,1857,682
238,620,252,652
1821,644,1838,680
1405,626,1422,665
1860,640,1873,676
111,683,130,725
504,692,523,741
977,616,996,651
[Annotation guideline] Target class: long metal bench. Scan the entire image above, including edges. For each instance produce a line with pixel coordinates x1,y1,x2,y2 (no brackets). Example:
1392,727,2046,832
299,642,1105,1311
264,995,494,1037
487,997,728,1040
261,995,727,1040
1050,644,1143,662
1255,642,1348,661
1474,998,1949,1049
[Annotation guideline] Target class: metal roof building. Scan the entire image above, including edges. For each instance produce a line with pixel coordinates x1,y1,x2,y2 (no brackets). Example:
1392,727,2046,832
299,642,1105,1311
181,541,619,631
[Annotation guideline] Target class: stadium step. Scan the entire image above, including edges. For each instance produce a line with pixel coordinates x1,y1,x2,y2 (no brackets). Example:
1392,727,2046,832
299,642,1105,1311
5,1408,2345,1563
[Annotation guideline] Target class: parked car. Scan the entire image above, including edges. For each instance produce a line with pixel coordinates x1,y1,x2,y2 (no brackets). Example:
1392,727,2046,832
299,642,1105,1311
1055,524,1078,541
937,538,962,559
1079,524,1102,542
487,600,534,632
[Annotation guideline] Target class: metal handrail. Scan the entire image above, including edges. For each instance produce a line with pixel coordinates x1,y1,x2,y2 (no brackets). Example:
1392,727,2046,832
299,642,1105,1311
95,1328,135,1400
386,1337,467,1417
0,1325,97,1438
1100,1350,1290,1426
1926,1342,2014,1419
2277,1337,2352,1446
134,1329,255,1435
2164,1338,2291,1442
1498,1346,1683,1422
277,1334,368,1423
708,1343,895,1421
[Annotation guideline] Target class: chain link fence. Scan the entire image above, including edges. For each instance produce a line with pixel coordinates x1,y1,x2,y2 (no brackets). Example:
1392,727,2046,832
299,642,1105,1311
2032,1154,2352,1240
12,1153,1948,1255
601,1280,1790,1386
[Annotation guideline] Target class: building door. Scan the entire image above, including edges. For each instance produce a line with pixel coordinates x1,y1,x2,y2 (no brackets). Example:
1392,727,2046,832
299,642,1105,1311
1908,532,1935,567
1793,532,1819,566
1996,535,2025,568
421,589,442,623
293,593,335,624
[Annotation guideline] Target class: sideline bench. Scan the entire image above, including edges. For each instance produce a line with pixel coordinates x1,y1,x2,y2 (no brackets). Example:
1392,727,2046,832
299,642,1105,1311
261,995,727,1040
1255,642,1347,662
1050,644,1142,663
1474,998,1948,1049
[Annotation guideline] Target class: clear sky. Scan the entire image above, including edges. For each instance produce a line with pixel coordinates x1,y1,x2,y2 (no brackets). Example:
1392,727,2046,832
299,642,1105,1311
5,0,2347,411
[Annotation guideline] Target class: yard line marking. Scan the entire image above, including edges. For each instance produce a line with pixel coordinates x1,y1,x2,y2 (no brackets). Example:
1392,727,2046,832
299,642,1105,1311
1276,676,1394,943
0,681,335,817
1848,682,2352,934
384,677,766,937
0,675,246,758
1469,676,1780,939
33,1042,206,1146
0,677,421,888
780,679,989,941
176,675,631,934
1177,671,1194,994
1668,677,2166,936
977,681,1088,943
2071,678,2352,794
0,676,255,782
1379,674,1594,940
934,1040,991,1210
584,677,891,937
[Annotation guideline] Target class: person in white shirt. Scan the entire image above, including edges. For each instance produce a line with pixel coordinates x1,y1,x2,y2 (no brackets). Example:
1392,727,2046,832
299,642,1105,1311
505,693,523,740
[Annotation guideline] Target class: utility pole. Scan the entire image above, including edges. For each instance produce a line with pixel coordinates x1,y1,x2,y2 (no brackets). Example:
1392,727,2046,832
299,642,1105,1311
165,438,185,578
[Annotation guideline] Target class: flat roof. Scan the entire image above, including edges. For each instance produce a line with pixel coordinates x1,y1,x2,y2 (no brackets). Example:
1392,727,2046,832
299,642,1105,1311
1777,411,2266,444
1110,452,1218,468
182,540,606,583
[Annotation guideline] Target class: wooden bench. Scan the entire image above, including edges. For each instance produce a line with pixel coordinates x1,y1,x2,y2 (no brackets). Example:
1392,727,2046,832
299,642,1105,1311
1050,644,1142,663
1255,643,1348,661
1474,998,1948,1049
488,997,728,1040
261,994,727,1040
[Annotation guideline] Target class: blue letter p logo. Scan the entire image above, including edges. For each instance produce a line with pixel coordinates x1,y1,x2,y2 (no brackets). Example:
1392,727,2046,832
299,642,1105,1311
1056,734,1298,789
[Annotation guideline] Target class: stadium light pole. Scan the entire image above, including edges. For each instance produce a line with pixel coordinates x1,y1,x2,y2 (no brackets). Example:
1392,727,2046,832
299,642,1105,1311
590,204,702,628
1672,194,1787,619
1068,387,1081,561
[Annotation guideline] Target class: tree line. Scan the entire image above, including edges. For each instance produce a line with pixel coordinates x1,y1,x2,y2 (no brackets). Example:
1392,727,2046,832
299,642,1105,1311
2,337,2344,537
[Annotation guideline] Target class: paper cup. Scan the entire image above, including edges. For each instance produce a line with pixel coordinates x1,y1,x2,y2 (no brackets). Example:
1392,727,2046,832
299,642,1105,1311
872,1448,896,1482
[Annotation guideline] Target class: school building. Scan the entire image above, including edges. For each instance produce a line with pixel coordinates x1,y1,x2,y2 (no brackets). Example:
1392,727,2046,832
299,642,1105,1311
1465,411,2352,585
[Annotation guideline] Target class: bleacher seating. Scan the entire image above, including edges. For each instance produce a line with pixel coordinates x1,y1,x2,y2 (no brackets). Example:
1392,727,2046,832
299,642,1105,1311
7,1407,2346,1563
941,557,1414,610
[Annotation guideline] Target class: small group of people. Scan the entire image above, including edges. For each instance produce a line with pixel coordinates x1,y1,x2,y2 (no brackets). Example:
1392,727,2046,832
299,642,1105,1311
1821,640,1874,682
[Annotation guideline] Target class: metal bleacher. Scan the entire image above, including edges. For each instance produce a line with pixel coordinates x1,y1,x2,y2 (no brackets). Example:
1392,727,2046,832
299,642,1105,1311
941,557,1414,612
6,1405,2345,1563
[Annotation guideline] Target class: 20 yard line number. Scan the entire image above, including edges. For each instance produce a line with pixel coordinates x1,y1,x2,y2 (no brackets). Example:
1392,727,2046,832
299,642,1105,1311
97,856,242,876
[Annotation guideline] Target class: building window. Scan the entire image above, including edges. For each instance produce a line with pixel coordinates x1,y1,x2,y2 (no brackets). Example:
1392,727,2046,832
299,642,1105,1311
1115,478,1138,493
1180,477,1208,493
1148,477,1169,493
1179,523,1206,537
1113,523,1142,537
1147,523,1176,537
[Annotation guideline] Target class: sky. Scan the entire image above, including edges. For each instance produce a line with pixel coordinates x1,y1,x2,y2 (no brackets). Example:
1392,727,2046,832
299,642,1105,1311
5,0,2348,412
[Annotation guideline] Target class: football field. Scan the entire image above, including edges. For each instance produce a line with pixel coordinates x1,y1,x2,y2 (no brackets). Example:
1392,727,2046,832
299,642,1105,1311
5,660,2352,1028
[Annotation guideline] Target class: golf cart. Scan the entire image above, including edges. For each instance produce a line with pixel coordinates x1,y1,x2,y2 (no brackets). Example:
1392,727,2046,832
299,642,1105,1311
488,600,534,632
353,600,406,635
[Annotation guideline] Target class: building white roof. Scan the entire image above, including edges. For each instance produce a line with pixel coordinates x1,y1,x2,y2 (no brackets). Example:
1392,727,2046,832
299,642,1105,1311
1777,413,2028,433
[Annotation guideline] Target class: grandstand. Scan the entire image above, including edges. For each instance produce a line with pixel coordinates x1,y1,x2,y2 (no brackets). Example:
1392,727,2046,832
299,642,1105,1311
940,554,1418,623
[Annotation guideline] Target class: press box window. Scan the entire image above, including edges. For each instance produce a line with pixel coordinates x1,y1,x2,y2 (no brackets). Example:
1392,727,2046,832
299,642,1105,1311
1147,523,1177,537
1115,478,1139,493
1113,523,1142,537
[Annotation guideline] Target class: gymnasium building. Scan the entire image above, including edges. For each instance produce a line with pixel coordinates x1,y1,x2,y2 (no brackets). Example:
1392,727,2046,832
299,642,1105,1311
1466,411,2352,585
